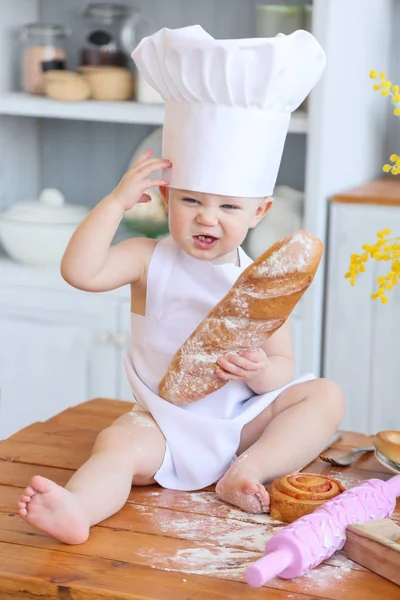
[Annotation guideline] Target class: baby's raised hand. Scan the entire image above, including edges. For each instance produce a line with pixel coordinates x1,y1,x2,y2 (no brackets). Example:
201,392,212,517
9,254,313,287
216,348,270,384
112,149,171,211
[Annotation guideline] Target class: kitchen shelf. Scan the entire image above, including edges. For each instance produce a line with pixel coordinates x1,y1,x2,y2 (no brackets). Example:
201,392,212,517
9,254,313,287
0,92,309,132
0,93,165,125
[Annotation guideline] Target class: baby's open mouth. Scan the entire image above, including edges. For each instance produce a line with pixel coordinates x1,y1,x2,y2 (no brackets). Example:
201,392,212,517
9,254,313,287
193,234,218,249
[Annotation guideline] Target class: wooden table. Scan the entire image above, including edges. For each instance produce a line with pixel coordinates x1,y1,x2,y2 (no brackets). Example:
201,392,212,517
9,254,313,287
0,398,399,600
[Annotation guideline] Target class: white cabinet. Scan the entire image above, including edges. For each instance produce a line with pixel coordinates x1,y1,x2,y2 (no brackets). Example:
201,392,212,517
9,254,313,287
324,199,400,434
0,280,133,438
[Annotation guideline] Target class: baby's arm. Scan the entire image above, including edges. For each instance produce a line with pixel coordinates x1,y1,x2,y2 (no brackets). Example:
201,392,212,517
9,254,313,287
216,320,295,395
61,150,170,292
249,320,295,394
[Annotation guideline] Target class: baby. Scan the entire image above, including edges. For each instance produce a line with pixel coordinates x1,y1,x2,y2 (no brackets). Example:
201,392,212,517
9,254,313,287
18,26,345,545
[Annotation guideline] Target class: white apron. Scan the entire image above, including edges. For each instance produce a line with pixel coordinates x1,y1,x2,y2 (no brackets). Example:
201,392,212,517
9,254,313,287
124,236,314,490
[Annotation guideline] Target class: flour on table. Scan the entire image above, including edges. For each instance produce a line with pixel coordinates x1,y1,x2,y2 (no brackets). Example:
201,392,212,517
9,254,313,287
137,546,261,579
299,561,354,586
151,507,284,552
188,491,279,524
130,487,358,586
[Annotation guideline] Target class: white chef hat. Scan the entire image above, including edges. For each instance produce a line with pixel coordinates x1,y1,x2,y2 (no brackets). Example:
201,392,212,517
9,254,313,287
132,25,326,198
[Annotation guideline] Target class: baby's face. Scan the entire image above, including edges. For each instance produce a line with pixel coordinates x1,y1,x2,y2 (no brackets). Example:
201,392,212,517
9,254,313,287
163,187,272,263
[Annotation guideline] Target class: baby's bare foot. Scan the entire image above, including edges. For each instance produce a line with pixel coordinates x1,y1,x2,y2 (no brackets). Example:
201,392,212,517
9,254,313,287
18,475,89,544
216,467,270,514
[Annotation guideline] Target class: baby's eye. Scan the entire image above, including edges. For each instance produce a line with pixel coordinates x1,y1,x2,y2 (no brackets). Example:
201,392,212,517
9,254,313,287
182,197,200,204
221,204,239,210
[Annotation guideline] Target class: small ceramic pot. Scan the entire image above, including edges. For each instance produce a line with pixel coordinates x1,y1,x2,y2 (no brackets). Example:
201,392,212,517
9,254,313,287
0,189,88,267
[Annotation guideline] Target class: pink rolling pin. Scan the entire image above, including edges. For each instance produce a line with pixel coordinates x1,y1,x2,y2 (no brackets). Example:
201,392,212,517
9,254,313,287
245,474,400,587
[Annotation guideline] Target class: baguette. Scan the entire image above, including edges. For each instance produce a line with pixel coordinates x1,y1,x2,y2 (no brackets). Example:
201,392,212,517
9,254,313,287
158,230,323,405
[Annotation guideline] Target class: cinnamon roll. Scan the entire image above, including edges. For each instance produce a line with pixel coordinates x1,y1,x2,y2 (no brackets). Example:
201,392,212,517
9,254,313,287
269,472,345,523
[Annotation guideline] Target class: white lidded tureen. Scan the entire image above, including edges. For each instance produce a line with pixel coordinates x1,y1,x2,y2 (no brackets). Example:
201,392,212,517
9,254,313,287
0,188,89,267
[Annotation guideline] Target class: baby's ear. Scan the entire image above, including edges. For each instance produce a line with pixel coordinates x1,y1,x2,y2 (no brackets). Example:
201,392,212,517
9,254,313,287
260,196,273,215
250,197,273,228
159,185,168,202
159,186,169,212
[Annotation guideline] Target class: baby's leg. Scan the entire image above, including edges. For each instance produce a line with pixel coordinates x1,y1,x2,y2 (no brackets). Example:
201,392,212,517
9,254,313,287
18,407,166,544
216,378,345,514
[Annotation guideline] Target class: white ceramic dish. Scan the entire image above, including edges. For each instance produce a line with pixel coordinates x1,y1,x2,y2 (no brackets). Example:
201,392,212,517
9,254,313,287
0,189,88,268
374,449,400,474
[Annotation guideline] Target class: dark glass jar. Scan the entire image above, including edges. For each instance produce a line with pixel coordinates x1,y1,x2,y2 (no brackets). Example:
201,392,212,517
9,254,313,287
80,3,140,67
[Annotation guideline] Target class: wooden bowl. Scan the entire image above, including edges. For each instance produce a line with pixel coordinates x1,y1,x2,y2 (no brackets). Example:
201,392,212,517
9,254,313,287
374,430,400,465
80,66,133,101
44,71,90,102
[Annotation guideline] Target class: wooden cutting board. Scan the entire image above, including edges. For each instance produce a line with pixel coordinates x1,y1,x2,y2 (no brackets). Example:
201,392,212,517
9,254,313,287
345,518,400,586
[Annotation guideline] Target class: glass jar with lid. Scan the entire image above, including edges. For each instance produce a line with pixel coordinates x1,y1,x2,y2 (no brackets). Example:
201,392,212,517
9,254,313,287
20,23,70,95
80,3,141,67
